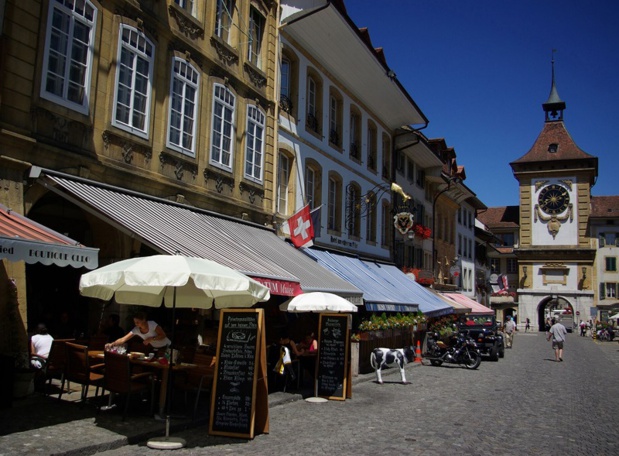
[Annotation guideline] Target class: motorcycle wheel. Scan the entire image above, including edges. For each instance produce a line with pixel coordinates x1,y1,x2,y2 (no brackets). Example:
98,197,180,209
430,359,443,366
463,349,481,369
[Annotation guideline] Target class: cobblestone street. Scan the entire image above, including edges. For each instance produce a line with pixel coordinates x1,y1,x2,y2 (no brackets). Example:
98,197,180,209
94,332,619,456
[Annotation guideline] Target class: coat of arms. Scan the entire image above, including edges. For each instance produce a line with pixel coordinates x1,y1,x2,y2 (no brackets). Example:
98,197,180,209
393,212,414,235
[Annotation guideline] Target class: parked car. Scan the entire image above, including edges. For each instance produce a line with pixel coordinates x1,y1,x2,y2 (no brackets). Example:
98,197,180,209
457,314,505,361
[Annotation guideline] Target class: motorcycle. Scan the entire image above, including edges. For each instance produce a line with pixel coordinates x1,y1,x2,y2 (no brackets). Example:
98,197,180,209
423,331,482,369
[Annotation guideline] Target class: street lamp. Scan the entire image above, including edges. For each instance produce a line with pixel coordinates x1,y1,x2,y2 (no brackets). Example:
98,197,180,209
431,176,461,280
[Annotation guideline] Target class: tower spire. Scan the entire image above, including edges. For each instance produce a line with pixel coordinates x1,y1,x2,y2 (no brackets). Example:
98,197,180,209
542,50,566,122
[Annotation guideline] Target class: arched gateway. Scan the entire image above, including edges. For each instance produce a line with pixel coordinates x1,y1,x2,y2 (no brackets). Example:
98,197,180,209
536,296,574,332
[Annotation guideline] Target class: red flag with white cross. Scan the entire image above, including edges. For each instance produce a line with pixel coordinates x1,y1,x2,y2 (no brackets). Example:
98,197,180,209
285,204,314,248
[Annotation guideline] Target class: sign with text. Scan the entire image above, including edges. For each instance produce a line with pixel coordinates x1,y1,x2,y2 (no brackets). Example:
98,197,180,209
209,309,269,439
316,313,349,401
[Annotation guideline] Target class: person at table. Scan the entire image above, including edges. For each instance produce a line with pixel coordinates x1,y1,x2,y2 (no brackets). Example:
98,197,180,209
298,331,318,354
102,314,125,343
30,323,54,369
106,312,170,352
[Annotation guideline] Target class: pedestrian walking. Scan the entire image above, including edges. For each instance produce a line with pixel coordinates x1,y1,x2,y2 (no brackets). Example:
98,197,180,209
504,316,516,348
547,318,567,362
579,320,586,337
525,317,530,332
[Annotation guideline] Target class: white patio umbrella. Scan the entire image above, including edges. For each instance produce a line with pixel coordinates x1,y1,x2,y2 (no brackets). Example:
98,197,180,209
609,313,619,320
279,292,358,313
79,254,270,449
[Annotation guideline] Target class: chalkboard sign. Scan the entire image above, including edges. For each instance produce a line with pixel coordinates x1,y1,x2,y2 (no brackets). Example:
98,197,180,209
209,309,268,439
316,313,349,400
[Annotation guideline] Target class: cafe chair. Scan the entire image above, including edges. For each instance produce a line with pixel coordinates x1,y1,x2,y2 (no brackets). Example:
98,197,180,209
175,353,215,420
44,339,74,397
61,342,105,407
102,351,155,420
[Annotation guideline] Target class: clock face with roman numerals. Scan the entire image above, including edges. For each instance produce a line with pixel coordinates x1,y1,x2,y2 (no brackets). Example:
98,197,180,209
538,184,570,215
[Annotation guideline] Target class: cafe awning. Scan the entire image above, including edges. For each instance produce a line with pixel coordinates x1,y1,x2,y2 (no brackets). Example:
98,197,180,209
0,203,99,269
426,288,471,314
33,170,361,299
442,293,494,315
361,262,454,317
301,248,421,313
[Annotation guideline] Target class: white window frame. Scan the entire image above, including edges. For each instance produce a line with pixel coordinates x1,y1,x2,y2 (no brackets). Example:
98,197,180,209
209,84,235,171
112,25,155,139
248,7,264,68
244,105,265,183
277,153,290,215
280,57,290,98
328,177,337,230
41,0,97,114
306,167,315,209
307,76,316,118
166,57,199,157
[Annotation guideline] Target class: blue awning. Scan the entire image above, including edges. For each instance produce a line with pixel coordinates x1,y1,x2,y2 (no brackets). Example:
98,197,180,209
302,249,422,313
361,261,454,318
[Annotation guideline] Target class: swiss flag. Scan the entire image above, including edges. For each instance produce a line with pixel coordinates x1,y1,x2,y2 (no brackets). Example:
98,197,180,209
285,204,314,248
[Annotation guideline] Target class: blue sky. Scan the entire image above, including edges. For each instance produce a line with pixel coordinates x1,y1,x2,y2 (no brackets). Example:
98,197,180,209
345,0,619,208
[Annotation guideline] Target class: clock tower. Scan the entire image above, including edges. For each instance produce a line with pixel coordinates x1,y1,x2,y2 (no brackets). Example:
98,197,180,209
510,59,598,331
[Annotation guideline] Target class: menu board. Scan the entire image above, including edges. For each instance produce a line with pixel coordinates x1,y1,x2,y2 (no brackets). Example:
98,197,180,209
316,313,349,400
209,309,268,439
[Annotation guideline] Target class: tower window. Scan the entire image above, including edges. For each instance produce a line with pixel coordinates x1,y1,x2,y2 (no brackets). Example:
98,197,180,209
548,143,558,153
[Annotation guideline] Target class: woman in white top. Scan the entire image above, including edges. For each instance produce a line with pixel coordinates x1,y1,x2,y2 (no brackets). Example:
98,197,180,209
107,311,171,350
30,323,54,369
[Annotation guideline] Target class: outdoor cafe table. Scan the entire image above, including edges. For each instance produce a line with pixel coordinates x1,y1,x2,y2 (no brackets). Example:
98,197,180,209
89,351,197,417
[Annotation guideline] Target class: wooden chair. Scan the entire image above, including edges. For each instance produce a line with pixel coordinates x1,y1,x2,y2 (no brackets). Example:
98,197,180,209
175,353,215,420
44,338,74,397
103,352,155,420
61,342,104,407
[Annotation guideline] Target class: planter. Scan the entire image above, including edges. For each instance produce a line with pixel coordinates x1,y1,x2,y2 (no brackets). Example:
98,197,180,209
13,371,34,399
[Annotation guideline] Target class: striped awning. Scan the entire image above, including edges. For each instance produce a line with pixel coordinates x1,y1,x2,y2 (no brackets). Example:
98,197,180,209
35,171,361,299
0,203,98,269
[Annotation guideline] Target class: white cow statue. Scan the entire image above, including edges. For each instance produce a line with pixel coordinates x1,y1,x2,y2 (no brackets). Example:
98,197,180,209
370,347,415,384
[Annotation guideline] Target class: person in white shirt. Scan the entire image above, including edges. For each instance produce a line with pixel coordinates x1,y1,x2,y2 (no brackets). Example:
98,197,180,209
106,311,171,352
30,323,54,369
547,318,568,362
504,316,516,348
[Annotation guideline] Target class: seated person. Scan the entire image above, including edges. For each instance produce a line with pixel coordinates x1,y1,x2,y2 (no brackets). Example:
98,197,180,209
30,323,54,369
106,311,171,354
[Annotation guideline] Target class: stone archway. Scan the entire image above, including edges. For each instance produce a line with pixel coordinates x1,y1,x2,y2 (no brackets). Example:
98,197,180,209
536,296,573,331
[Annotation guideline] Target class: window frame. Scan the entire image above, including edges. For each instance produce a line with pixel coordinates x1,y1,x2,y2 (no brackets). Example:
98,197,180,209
367,121,377,171
166,57,200,157
41,0,98,115
327,174,342,233
112,24,155,139
174,0,196,17
215,0,234,44
606,257,617,272
248,6,265,68
277,152,291,215
209,83,236,171
244,104,266,183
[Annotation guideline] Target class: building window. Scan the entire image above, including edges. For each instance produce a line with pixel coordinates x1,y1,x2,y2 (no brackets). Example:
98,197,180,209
328,89,342,147
306,71,322,134
407,159,415,183
277,153,290,215
507,258,517,274
349,108,361,160
216,0,234,43
382,134,391,180
281,57,290,99
490,258,500,274
458,208,462,224
41,0,97,114
167,58,199,157
210,84,236,170
305,167,315,210
605,283,617,299
248,7,264,68
458,234,462,256
174,0,195,16
346,183,361,238
468,239,472,259
416,168,425,189
112,25,155,139
366,192,377,243
606,257,617,272
327,175,342,232
244,105,265,182
367,122,377,171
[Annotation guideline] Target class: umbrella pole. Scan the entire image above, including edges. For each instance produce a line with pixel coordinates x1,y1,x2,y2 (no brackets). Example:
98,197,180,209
147,287,186,450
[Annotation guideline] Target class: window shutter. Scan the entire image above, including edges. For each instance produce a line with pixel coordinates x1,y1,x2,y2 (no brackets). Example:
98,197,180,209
600,282,606,299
